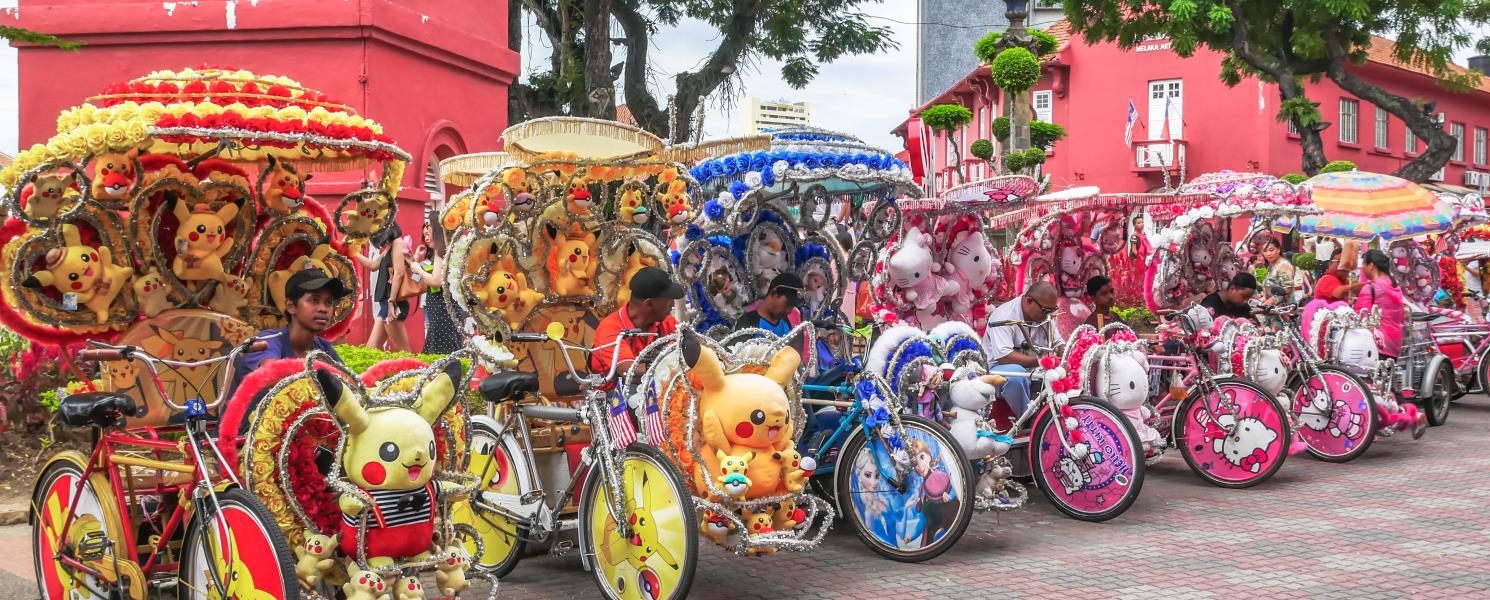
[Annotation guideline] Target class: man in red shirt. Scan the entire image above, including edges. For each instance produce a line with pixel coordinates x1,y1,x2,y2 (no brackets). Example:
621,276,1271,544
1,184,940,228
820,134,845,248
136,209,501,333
591,266,683,378
1314,240,1363,302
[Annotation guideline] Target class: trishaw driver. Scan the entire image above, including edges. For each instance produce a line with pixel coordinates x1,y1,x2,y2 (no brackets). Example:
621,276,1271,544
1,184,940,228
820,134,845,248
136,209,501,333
983,281,1060,417
225,269,349,409
591,266,683,380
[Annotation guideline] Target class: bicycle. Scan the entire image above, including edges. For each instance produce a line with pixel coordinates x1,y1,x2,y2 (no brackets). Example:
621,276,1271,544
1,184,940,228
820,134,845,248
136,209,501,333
1252,303,1379,463
1147,305,1293,488
981,317,1147,522
798,319,975,563
32,335,297,600
453,322,697,600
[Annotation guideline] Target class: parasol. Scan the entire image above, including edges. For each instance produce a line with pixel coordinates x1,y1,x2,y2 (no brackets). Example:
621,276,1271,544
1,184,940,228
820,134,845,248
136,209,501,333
1290,171,1455,242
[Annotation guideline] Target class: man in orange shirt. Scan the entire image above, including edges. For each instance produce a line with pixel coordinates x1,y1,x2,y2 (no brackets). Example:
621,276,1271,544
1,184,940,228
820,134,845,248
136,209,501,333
591,266,683,379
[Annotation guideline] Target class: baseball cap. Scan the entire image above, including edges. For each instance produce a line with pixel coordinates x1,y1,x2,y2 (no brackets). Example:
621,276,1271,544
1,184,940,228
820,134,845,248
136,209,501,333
286,269,351,303
629,266,685,300
768,273,804,302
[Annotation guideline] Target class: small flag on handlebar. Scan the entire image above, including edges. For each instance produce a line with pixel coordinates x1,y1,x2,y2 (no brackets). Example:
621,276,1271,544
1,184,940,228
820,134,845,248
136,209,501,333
608,389,638,449
642,385,667,446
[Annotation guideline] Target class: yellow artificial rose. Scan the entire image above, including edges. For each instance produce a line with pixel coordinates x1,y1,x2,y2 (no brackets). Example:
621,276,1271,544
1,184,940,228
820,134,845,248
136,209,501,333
111,102,139,124
278,105,307,122
90,107,114,125
103,125,129,149
251,460,273,482
307,106,333,124
221,102,250,117
368,122,384,135
247,105,275,120
56,111,76,134
166,103,193,118
193,102,223,117
124,120,148,144
136,102,165,123
83,124,111,152
46,136,71,160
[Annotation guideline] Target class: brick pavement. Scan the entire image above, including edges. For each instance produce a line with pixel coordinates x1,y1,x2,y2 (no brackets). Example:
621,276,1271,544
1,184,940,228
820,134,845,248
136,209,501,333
2,397,1487,600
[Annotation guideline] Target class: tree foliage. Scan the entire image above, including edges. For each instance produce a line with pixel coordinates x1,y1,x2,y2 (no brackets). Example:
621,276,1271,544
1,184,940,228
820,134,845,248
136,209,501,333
922,104,973,132
1030,120,1067,150
1280,172,1308,184
509,0,897,142
1063,0,1490,181
992,116,1011,141
0,26,83,51
1320,160,1357,173
976,30,1059,62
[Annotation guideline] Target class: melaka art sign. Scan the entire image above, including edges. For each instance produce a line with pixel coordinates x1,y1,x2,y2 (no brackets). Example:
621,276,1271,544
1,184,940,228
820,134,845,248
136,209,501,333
1135,34,1173,53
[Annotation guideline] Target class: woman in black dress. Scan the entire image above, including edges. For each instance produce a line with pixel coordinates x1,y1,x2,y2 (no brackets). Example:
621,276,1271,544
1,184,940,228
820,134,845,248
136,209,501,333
354,223,411,351
413,220,464,353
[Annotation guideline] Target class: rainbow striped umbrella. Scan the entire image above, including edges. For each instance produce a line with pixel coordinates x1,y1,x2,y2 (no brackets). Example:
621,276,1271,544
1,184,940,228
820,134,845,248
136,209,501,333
1291,171,1455,242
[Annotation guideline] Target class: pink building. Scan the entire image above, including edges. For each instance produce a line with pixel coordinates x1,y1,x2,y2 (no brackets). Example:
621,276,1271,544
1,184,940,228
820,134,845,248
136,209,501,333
6,0,520,346
897,20,1490,196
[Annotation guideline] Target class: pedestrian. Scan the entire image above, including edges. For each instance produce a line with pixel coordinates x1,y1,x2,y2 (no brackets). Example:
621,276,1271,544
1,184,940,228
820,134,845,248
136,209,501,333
354,223,412,352
413,219,462,354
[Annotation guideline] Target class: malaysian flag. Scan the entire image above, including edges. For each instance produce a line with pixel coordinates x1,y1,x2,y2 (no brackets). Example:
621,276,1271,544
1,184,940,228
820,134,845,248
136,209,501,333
641,385,667,445
1124,99,1139,147
608,389,638,449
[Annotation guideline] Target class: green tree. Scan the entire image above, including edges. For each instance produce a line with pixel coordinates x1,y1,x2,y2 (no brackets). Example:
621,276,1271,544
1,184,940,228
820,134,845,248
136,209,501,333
0,27,83,50
508,1,896,142
922,104,975,183
1320,160,1357,173
1064,0,1490,181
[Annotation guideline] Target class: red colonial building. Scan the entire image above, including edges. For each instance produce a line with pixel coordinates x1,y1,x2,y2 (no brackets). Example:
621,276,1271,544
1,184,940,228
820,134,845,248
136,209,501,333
5,0,520,346
898,20,1490,196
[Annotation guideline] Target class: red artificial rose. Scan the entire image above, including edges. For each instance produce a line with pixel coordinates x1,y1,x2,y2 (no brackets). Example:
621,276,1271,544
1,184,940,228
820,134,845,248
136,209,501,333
243,117,270,133
1039,355,1059,370
220,111,246,130
349,126,373,141
327,124,352,140
208,80,234,96
265,85,292,98
182,80,208,95
199,114,222,130
178,113,200,128
156,81,179,95
157,114,179,128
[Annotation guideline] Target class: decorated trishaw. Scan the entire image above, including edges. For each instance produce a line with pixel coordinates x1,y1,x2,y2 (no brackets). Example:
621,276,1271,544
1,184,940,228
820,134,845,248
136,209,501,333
3,67,493,599
1140,175,1319,485
1287,170,1460,433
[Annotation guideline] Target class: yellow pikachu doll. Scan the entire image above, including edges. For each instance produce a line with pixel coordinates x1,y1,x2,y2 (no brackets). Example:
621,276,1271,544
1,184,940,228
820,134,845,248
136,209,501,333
171,199,238,283
22,224,133,323
312,363,470,598
680,329,800,499
473,252,544,330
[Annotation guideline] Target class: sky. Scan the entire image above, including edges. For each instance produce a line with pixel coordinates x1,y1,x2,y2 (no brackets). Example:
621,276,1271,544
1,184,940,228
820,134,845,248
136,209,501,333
1,3,1487,155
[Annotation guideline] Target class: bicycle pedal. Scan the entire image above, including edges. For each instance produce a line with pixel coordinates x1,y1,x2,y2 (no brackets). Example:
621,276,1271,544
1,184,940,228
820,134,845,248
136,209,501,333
551,539,576,557
520,491,544,505
77,531,111,560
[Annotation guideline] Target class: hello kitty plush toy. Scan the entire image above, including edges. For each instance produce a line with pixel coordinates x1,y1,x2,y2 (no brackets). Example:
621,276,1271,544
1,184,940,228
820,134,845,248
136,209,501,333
941,216,999,316
927,322,1013,459
1065,325,1161,449
887,226,960,325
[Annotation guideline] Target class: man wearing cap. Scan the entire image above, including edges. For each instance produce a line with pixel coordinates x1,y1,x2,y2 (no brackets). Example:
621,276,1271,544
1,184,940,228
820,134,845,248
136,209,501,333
591,266,682,378
225,269,350,403
735,273,803,337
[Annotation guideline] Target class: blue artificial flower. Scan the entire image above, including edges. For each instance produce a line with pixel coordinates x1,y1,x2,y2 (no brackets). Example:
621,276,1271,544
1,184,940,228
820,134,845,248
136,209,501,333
728,181,749,198
761,168,777,187
684,223,704,241
704,199,724,221
750,153,768,171
884,432,905,450
669,249,682,265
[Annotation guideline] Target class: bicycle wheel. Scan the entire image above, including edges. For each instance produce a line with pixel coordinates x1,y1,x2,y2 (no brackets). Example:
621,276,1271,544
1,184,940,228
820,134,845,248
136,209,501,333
1291,366,1377,463
450,419,527,577
177,487,298,600
834,414,972,562
578,443,697,600
1028,397,1145,522
1174,377,1290,488
32,451,139,600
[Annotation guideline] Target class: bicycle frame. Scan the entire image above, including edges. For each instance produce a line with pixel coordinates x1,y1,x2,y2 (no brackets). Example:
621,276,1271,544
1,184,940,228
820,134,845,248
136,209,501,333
48,338,261,595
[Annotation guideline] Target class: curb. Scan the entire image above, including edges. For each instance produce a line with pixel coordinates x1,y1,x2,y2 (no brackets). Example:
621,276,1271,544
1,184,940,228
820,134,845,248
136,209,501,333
0,505,25,527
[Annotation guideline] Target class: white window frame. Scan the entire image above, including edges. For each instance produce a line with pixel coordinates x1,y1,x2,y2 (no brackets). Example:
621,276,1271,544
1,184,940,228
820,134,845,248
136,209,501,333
1475,127,1487,165
1452,122,1466,161
1406,124,1417,154
1033,90,1053,124
1374,106,1389,149
1338,98,1359,144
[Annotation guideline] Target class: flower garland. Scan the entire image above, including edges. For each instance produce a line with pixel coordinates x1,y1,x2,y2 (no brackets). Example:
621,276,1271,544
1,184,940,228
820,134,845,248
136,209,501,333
856,378,908,466
1439,255,1465,309
688,149,909,190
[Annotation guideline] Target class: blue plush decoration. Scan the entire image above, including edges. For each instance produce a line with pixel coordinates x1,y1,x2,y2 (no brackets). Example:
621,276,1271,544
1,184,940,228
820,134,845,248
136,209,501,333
945,336,984,364
690,281,729,331
888,340,935,398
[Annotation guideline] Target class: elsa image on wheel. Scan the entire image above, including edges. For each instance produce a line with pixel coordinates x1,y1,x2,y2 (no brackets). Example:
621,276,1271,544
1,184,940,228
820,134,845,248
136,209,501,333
896,435,961,550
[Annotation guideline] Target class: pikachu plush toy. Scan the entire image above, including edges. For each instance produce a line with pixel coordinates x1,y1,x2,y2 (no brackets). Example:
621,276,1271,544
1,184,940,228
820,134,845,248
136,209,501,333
22,224,133,323
171,199,238,284
311,362,471,599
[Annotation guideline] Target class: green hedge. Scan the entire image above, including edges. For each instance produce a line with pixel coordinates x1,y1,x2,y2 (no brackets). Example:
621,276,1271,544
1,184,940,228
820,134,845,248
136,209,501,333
1320,160,1357,174
333,344,471,375
991,47,1041,93
970,139,994,160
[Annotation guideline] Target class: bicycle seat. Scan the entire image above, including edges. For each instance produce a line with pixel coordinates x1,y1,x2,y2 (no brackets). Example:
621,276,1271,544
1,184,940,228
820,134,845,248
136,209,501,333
1411,312,1440,323
480,372,539,404
58,392,140,428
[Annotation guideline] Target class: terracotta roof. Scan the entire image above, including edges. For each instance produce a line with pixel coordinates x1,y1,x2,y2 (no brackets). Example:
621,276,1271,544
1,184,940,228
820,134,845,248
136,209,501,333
615,104,637,127
1043,20,1073,51
1364,35,1490,94
0,152,10,169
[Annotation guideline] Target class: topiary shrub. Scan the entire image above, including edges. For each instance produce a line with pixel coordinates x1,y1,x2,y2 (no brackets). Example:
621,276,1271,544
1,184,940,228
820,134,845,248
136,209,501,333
333,344,471,375
992,116,1011,141
1320,160,1357,174
1003,151,1028,172
1022,147,1048,165
1281,172,1308,184
1029,120,1067,150
1291,252,1319,272
922,104,974,132
974,32,1003,63
970,139,994,160
990,47,1041,93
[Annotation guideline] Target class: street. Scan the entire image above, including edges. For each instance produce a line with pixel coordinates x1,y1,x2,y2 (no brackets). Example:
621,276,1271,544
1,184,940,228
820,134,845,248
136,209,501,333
2,396,1487,600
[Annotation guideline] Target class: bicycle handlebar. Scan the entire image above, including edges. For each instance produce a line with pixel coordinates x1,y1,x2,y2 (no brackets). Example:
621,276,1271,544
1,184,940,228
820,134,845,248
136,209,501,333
82,333,278,412
508,322,657,390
